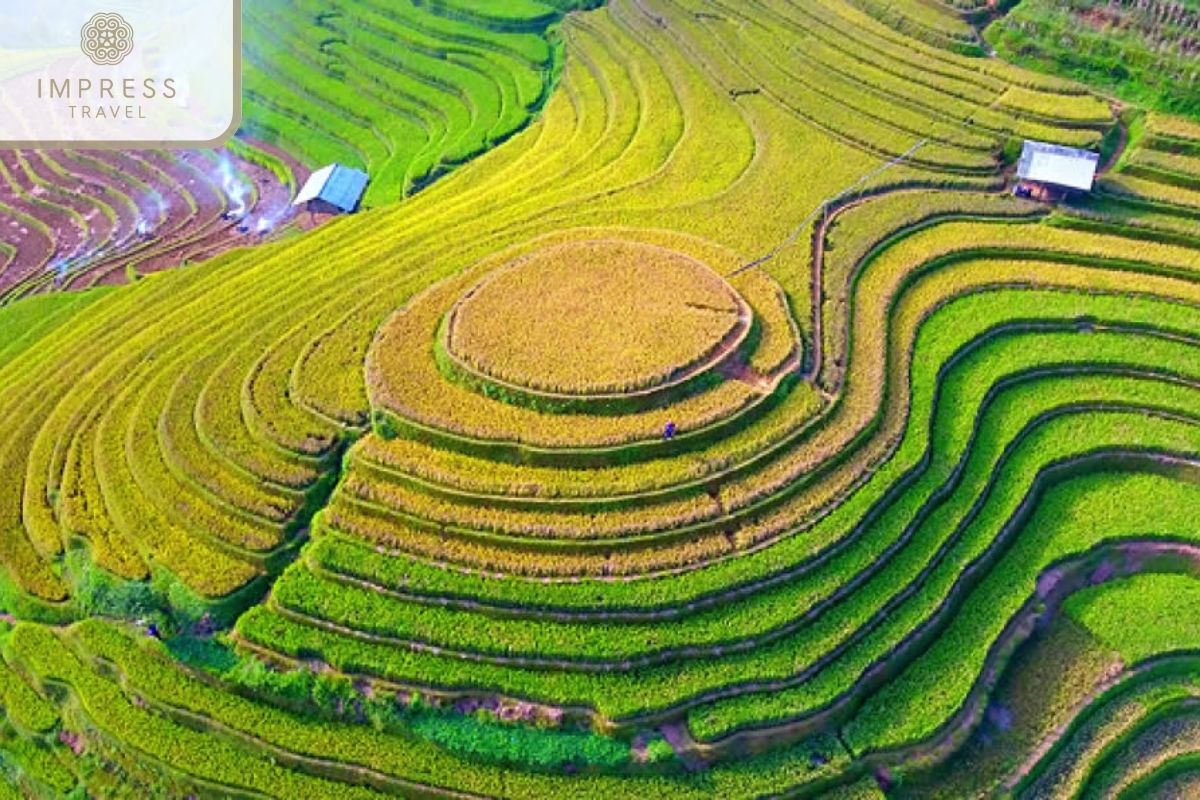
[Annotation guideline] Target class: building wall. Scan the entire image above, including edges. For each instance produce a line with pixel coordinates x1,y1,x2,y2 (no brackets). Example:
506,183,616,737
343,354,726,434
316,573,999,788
306,199,344,216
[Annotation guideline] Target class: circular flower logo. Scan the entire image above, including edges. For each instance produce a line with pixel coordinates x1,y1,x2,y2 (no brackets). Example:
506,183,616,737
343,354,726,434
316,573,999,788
80,13,134,66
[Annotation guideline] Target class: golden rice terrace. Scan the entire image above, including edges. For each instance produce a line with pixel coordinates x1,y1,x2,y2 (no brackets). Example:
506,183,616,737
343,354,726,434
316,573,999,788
444,240,747,398
0,0,1199,797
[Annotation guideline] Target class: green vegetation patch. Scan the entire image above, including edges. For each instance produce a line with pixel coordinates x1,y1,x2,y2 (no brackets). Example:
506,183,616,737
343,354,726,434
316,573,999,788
987,0,1200,121
1066,573,1200,664
239,0,598,205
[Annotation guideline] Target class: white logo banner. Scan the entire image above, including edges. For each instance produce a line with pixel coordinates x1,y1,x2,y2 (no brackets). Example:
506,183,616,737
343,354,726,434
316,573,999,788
0,0,240,147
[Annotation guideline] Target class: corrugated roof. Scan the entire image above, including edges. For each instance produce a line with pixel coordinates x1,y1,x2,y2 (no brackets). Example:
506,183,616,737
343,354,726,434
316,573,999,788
292,163,369,212
1016,140,1099,192
294,165,336,205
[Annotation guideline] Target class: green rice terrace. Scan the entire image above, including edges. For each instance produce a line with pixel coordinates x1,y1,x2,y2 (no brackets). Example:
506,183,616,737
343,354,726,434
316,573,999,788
2,0,1200,796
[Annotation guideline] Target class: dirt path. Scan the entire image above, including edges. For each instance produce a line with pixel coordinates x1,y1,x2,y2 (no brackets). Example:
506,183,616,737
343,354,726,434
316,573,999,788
805,186,953,387
716,357,775,392
807,197,855,384
1098,111,1129,176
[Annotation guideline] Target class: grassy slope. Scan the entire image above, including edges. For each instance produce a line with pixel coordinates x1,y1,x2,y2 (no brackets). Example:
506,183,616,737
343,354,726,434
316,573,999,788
986,0,1200,120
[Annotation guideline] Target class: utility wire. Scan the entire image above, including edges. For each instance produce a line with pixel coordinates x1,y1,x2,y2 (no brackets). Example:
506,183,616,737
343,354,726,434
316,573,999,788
732,83,1016,278
732,137,929,275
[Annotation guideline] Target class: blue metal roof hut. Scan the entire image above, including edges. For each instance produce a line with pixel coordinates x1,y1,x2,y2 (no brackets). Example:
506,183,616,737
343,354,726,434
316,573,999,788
292,164,369,215
1015,141,1099,196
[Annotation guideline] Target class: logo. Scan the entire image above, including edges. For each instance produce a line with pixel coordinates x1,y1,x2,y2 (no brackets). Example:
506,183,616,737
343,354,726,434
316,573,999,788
80,13,134,66
1,0,240,147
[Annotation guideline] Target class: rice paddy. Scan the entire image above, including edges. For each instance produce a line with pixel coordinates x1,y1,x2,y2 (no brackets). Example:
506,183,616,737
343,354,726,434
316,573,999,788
444,240,746,397
0,0,1198,796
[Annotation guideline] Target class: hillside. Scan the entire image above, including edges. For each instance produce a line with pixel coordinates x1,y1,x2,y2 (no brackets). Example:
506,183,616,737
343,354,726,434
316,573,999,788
0,0,1200,797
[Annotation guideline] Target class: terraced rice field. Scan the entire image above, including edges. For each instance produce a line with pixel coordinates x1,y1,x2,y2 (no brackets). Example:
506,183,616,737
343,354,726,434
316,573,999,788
986,0,1200,121
0,145,302,302
1,0,1200,796
0,0,588,304
240,0,600,204
443,240,748,398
